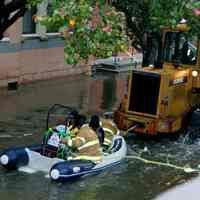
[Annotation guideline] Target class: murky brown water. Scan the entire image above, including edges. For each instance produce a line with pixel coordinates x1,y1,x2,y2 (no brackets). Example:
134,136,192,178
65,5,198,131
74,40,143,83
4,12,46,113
0,73,200,200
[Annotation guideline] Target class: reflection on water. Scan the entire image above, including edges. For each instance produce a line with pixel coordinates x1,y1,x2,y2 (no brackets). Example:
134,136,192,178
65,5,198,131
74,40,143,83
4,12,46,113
101,78,117,110
0,73,200,200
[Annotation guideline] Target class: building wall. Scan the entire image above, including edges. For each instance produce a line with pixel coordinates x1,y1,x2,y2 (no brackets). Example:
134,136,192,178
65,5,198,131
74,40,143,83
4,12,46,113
0,41,90,88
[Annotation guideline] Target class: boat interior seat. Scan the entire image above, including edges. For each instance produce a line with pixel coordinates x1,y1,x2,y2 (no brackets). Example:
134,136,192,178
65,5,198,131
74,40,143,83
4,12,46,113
42,145,58,158
110,138,122,153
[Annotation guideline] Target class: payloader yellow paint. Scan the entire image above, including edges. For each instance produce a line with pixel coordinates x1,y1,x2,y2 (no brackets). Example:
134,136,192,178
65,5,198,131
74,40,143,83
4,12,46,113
114,24,200,135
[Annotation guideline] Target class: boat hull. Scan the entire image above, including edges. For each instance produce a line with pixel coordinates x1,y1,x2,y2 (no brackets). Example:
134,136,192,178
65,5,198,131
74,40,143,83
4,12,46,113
0,145,42,170
0,136,127,182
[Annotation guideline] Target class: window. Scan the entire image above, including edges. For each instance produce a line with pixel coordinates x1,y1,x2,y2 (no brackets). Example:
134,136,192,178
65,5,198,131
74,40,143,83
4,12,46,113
22,1,60,38
163,32,197,65
23,7,37,34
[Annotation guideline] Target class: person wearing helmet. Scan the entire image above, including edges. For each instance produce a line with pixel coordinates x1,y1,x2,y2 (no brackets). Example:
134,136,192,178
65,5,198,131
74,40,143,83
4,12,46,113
66,111,87,138
89,115,105,146
61,115,102,162
43,110,79,158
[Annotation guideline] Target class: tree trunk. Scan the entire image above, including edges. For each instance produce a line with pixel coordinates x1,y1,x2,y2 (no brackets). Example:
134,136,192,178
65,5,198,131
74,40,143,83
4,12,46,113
0,0,27,39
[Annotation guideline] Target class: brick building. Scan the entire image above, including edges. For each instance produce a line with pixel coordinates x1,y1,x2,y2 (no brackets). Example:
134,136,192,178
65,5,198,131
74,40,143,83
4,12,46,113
0,1,90,89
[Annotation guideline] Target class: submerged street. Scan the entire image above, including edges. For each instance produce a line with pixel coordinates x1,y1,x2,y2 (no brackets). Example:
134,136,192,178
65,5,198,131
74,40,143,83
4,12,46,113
0,73,200,200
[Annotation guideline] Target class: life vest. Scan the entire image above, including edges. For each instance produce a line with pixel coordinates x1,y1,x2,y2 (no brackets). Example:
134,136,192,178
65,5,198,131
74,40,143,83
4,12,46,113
68,125,79,138
77,139,99,151
68,155,102,162
67,125,102,161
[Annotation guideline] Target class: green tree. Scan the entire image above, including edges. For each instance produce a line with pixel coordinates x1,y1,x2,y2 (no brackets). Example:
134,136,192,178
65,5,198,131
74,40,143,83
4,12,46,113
2,0,200,66
32,0,200,65
113,0,200,66
35,0,128,64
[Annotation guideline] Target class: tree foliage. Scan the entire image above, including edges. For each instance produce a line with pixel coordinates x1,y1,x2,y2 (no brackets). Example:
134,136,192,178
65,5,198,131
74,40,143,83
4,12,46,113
35,0,128,64
1,0,200,66
34,0,200,65
113,0,200,65
115,0,200,43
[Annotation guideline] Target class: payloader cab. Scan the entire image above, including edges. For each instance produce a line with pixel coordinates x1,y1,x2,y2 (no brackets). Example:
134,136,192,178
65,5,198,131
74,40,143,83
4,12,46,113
114,23,200,136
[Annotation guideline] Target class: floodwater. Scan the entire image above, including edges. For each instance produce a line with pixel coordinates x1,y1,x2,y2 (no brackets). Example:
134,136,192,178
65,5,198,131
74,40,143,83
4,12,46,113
0,73,200,200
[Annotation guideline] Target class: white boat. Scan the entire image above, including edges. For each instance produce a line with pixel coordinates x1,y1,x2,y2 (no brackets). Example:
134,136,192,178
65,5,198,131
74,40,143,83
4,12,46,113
0,104,127,182
0,135,127,182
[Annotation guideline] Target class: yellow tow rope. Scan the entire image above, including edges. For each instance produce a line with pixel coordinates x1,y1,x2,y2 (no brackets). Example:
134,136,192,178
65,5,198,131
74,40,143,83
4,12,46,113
126,155,200,173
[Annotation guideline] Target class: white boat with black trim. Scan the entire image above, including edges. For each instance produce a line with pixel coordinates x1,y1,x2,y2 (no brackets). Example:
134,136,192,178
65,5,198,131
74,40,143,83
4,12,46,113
0,104,127,182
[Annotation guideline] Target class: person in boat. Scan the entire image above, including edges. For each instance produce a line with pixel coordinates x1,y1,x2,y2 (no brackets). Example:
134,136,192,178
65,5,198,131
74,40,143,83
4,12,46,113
53,110,85,138
60,116,102,162
89,116,113,148
43,110,83,158
65,110,80,137
89,115,105,146
44,110,79,142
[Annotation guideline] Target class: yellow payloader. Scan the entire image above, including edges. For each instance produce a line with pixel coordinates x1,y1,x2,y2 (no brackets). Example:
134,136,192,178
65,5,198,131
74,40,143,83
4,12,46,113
114,23,200,136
